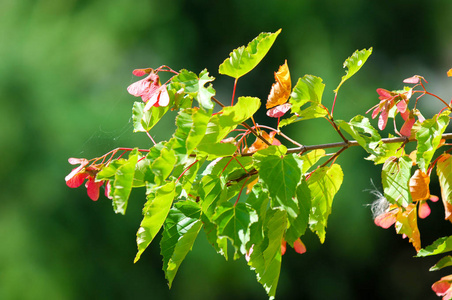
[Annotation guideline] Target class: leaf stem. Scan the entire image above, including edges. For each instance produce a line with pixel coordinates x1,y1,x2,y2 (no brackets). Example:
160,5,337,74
231,78,238,106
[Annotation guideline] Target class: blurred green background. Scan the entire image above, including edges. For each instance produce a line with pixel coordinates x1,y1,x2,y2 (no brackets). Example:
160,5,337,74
1,0,451,299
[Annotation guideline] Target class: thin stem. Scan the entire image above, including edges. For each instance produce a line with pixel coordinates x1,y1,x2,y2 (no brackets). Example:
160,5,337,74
231,78,238,106
331,92,338,117
177,159,199,182
234,177,250,206
146,131,157,145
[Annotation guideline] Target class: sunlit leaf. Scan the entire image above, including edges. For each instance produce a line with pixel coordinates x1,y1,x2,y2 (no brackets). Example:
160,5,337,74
266,60,291,109
382,156,412,207
102,149,139,215
308,164,343,243
447,68,452,77
151,147,177,186
279,75,327,127
198,96,260,146
219,29,281,79
161,201,203,288
430,256,452,271
409,169,431,202
168,107,211,162
334,48,372,93
245,131,281,154
337,115,385,157
299,149,326,173
213,202,259,259
365,134,404,165
135,181,176,263
395,204,421,251
416,110,450,172
171,69,216,111
417,236,452,257
436,154,452,222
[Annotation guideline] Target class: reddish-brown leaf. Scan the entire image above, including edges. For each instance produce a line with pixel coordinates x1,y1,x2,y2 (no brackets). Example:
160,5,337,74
293,238,306,254
395,204,421,251
266,60,291,109
409,169,431,202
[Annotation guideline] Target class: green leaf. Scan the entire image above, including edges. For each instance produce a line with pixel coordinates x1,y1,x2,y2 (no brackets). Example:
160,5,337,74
171,69,216,111
161,201,203,288
381,156,412,207
196,142,237,159
101,149,139,215
172,157,205,197
337,115,385,157
132,153,153,187
416,110,450,172
198,96,260,145
246,184,270,250
219,29,281,79
248,209,287,299
202,214,228,260
430,256,452,271
299,149,326,173
334,47,372,93
199,175,228,217
365,134,404,165
213,202,259,259
135,181,176,263
280,75,327,127
417,236,452,257
132,101,169,133
151,147,177,186
285,179,311,244
308,164,343,243
255,153,303,215
169,107,211,161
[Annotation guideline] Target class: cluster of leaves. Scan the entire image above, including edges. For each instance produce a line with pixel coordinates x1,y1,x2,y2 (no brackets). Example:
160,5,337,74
66,29,452,299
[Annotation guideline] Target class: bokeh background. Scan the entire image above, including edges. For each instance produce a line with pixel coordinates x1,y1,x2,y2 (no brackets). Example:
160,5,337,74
1,0,452,299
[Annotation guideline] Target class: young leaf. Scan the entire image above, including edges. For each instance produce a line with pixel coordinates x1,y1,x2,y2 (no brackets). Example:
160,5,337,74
199,175,228,217
197,96,260,146
382,156,412,207
168,107,211,162
280,75,327,127
417,236,452,257
171,69,216,111
436,154,452,222
299,149,326,173
308,164,343,243
337,115,385,157
416,111,450,172
135,181,176,263
219,29,281,79
248,209,287,299
105,149,139,215
132,101,169,133
161,201,203,288
365,134,404,165
430,256,452,271
213,202,259,259
151,147,177,186
334,48,372,93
